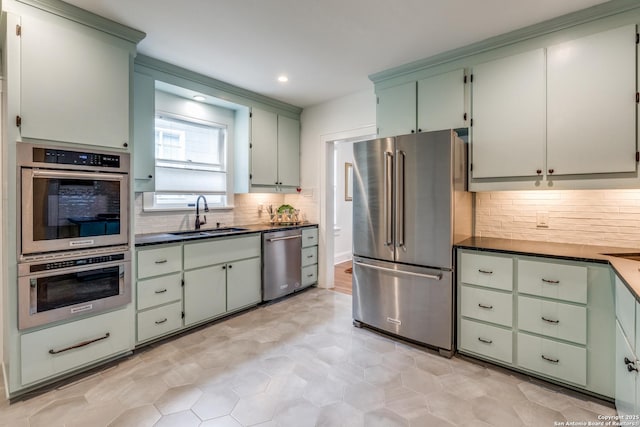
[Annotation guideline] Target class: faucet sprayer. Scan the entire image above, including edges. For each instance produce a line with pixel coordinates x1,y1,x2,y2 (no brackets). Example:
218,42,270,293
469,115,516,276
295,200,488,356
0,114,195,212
195,195,209,229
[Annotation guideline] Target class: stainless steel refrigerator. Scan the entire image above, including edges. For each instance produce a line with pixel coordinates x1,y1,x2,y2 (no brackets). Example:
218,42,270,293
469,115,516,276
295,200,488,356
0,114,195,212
352,129,471,357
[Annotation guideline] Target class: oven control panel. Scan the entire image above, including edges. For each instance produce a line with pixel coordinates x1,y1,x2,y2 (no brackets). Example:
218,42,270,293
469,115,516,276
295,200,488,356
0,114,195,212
30,253,126,273
33,147,121,168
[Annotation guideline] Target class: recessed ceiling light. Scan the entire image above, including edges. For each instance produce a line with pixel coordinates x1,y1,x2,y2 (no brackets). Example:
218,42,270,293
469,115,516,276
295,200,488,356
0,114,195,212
193,95,206,102
277,75,289,83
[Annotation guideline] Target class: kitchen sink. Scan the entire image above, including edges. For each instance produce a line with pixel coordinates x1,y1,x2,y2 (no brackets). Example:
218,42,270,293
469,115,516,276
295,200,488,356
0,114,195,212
169,227,248,237
603,253,640,262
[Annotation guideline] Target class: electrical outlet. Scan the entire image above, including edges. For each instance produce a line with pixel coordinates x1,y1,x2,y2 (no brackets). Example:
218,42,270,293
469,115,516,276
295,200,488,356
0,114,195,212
536,211,549,228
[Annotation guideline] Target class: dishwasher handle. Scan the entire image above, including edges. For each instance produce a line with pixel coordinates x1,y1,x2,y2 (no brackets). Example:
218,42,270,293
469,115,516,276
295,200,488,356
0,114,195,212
266,235,302,242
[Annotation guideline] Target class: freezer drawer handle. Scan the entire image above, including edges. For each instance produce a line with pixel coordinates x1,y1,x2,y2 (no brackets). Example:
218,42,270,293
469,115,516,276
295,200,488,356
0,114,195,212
478,303,493,310
386,317,402,325
541,278,560,284
541,355,559,364
49,332,110,355
477,337,493,344
354,261,442,280
154,259,168,264
267,235,301,242
541,316,559,324
478,269,493,274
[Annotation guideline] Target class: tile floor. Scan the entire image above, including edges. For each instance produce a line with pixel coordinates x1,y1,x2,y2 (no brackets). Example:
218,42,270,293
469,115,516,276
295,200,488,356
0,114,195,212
0,288,616,426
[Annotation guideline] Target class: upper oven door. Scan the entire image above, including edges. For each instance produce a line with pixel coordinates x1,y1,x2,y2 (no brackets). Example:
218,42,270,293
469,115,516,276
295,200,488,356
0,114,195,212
21,168,129,254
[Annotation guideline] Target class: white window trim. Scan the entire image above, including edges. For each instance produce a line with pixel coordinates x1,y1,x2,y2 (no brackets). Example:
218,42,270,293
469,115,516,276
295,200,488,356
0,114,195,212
142,192,234,212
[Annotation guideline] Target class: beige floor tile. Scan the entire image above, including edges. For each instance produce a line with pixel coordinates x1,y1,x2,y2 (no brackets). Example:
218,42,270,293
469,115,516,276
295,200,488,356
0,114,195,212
302,376,346,407
470,395,525,427
191,386,239,421
29,396,88,427
200,415,244,427
161,362,204,388
231,370,271,397
108,404,161,427
364,408,409,427
64,398,124,427
153,384,203,415
343,382,385,412
409,412,456,427
116,374,169,409
272,398,321,427
154,410,201,427
401,367,442,395
230,393,278,425
512,400,567,426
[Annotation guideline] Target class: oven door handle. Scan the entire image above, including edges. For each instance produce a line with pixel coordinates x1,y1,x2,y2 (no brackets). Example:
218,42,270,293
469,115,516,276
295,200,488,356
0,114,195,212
31,169,125,181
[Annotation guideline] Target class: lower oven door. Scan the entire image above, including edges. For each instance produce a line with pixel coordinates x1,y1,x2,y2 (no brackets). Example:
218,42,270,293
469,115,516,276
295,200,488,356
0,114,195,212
18,255,131,330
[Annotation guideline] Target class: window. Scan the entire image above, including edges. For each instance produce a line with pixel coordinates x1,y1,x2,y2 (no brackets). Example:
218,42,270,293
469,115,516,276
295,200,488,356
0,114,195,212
144,112,230,211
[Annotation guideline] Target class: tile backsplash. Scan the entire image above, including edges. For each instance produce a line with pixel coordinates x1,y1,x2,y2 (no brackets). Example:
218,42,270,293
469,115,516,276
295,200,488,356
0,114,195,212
475,189,640,248
134,193,286,235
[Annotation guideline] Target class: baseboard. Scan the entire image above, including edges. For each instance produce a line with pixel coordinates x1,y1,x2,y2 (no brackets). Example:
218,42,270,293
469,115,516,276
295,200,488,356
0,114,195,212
334,252,352,265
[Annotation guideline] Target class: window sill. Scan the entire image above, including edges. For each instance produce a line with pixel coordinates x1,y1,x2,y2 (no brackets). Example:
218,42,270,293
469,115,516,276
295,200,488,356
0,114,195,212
142,205,234,213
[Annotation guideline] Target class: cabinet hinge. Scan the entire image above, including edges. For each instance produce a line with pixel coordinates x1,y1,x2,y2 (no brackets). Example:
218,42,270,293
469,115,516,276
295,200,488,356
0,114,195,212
181,311,185,319
376,96,379,105
249,173,252,180
470,118,473,127
181,279,184,287
16,25,21,36
376,127,380,135
463,113,467,121
16,115,21,127
249,112,252,118
470,163,473,172
249,143,252,149
463,75,467,84
636,151,639,162
636,33,639,44
636,92,639,103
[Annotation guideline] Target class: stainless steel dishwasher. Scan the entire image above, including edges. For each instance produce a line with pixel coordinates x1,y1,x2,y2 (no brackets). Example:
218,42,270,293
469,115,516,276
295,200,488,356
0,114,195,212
263,229,302,301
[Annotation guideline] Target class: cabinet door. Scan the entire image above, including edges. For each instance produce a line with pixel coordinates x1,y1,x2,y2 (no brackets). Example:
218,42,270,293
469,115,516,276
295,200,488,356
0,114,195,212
133,72,156,192
20,13,130,149
227,258,261,312
251,108,279,186
376,81,416,137
184,265,226,326
417,69,466,132
547,25,636,175
471,49,545,178
616,321,637,418
277,115,300,187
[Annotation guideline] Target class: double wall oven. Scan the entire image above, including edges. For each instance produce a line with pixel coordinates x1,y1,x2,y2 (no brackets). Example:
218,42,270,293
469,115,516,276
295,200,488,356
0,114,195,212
17,142,131,330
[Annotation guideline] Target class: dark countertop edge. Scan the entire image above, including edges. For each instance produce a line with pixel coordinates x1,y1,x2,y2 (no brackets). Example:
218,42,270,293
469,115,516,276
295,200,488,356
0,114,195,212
455,236,640,303
134,223,318,247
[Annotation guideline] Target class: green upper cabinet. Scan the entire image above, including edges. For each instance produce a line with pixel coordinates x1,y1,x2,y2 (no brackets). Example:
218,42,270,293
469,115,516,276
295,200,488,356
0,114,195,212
18,12,134,149
376,69,467,138
547,24,637,176
249,107,300,191
132,72,156,192
471,49,546,179
376,81,416,137
417,69,467,133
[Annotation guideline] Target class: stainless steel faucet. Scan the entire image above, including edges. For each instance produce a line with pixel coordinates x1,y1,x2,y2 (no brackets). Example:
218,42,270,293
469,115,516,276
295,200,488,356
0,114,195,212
195,195,209,229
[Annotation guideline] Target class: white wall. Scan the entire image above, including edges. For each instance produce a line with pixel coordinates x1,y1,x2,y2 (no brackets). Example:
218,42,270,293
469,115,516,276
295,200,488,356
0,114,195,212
287,88,376,288
333,142,354,264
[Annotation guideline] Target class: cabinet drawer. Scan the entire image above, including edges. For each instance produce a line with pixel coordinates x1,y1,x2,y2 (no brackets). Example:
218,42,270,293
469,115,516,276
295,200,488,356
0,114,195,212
518,259,587,304
459,318,512,364
460,252,513,291
302,264,318,286
302,246,318,267
517,332,586,386
184,234,260,270
137,273,182,310
616,274,636,349
137,302,183,343
137,245,182,279
302,228,318,248
21,308,132,385
460,285,512,327
518,296,586,345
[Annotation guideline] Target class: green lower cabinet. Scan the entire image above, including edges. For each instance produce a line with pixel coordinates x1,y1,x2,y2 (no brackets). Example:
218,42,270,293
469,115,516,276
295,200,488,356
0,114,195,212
615,321,637,416
457,249,615,399
137,301,183,342
227,257,261,312
184,264,227,326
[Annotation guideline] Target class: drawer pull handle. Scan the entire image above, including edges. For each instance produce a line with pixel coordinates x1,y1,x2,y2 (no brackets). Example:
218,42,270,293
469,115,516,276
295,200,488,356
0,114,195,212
477,337,493,344
478,269,493,274
155,318,168,325
307,255,314,258
478,303,493,310
541,355,559,364
49,332,110,355
155,259,168,264
307,274,314,277
541,317,559,324
541,278,559,284
155,289,168,294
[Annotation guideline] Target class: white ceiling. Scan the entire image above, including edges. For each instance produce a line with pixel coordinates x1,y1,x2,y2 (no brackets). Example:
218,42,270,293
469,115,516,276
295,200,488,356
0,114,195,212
65,0,609,108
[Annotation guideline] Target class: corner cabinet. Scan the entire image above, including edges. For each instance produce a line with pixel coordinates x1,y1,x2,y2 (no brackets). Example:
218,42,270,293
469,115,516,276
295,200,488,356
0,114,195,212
376,69,468,138
614,275,639,418
457,249,616,399
135,234,262,345
14,11,138,149
248,108,300,191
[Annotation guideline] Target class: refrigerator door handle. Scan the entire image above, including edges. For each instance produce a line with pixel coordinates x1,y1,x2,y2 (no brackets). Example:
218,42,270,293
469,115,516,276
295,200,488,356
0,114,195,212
354,261,443,281
384,151,394,247
397,150,406,249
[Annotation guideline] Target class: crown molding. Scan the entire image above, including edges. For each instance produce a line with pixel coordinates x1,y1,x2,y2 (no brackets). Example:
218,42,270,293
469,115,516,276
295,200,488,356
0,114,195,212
370,0,640,83
15,0,145,44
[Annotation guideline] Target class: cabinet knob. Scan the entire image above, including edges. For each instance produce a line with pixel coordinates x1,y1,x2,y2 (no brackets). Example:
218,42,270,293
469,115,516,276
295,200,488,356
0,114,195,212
222,265,226,270
417,128,422,133
548,169,554,174
536,169,542,175
410,130,415,133
148,174,153,179
123,142,128,148
228,264,233,269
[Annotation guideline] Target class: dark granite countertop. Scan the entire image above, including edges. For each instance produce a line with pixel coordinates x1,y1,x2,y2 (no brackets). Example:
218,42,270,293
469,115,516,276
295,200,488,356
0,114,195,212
135,223,318,247
456,236,640,301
